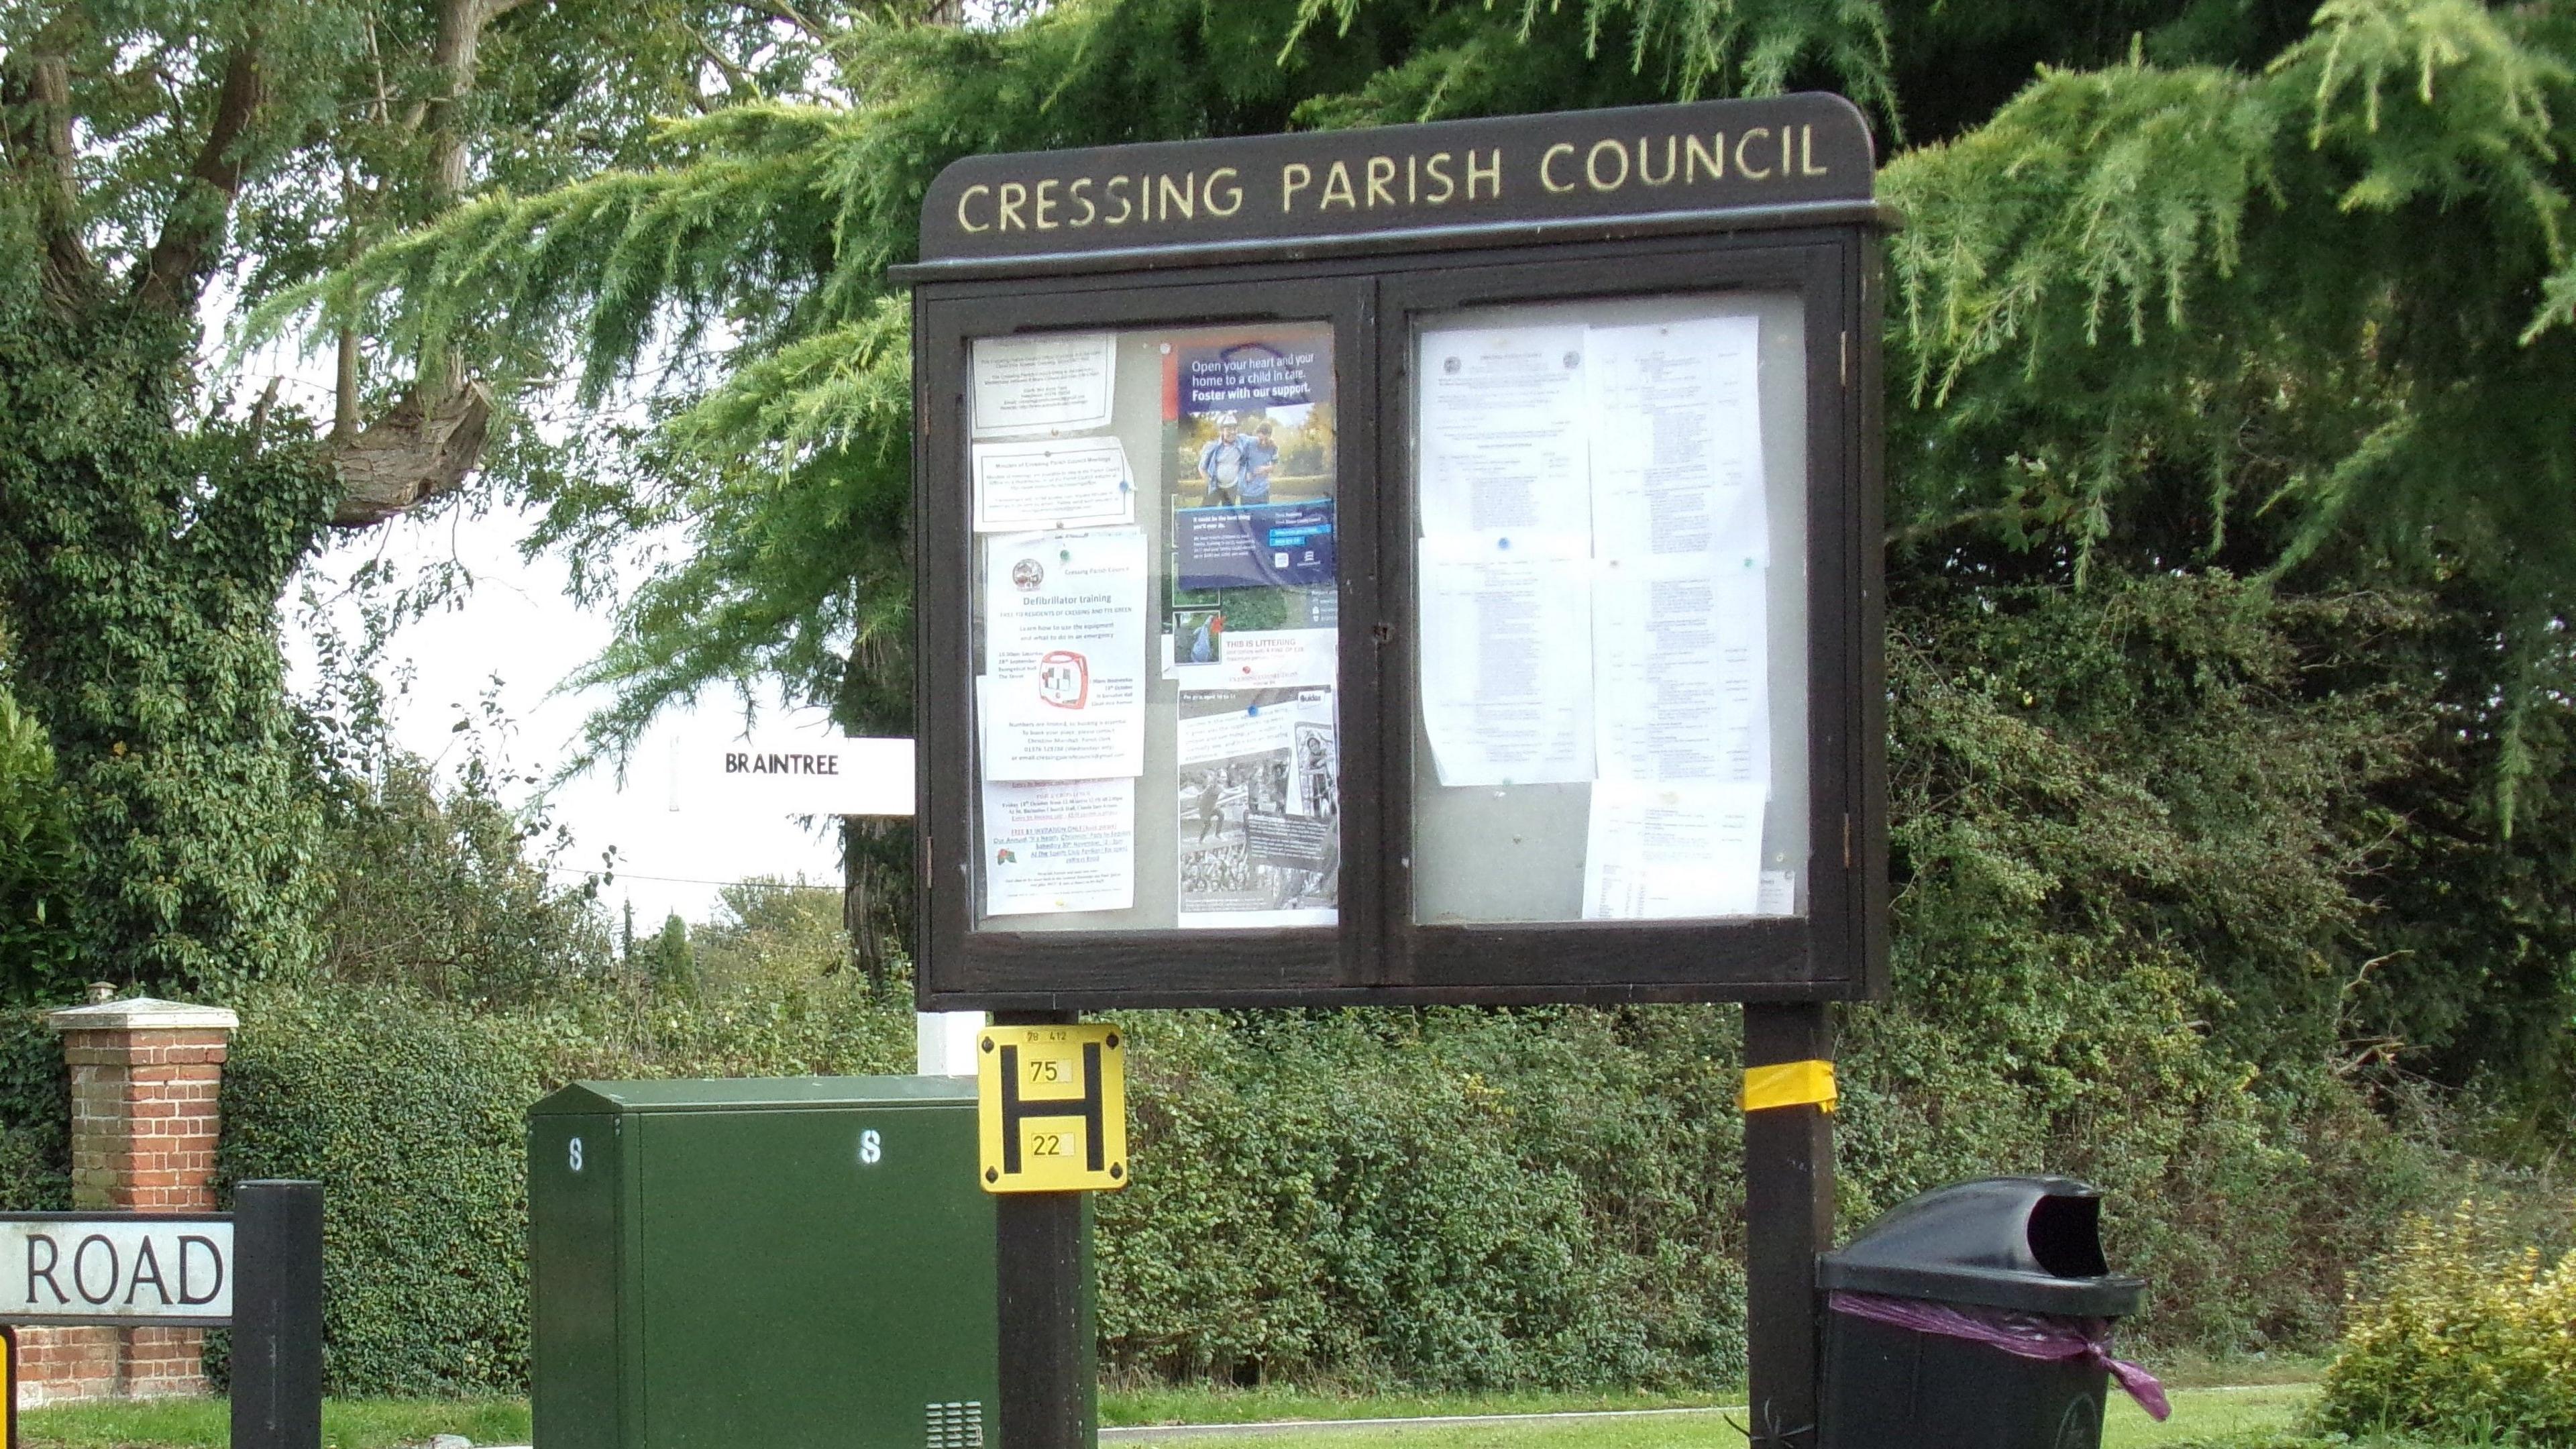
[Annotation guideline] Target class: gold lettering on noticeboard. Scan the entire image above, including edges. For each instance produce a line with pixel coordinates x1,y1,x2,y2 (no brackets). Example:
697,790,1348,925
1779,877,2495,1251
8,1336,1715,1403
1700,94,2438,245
950,123,1834,236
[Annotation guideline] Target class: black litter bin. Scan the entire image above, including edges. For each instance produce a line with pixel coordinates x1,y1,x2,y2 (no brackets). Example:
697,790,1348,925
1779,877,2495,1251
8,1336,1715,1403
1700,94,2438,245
1817,1175,2167,1449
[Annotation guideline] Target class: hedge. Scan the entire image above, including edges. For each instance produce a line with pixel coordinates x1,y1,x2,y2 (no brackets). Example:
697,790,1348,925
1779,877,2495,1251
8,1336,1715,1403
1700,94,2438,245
216,978,914,1396
168,975,2542,1397
0,974,2539,1397
2316,1201,2576,1444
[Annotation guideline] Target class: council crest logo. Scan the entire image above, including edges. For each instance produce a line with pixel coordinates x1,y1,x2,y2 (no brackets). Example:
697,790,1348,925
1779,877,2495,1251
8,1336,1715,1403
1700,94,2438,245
1010,558,1044,590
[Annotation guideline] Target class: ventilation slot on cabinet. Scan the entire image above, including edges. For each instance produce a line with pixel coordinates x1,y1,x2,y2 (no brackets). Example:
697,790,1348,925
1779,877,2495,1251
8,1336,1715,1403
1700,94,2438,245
924,1400,987,1447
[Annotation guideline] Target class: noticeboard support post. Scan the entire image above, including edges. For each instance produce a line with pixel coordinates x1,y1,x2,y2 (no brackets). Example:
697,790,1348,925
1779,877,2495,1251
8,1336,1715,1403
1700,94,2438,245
991,1011,1096,1449
230,1180,323,1449
1743,1002,1834,1449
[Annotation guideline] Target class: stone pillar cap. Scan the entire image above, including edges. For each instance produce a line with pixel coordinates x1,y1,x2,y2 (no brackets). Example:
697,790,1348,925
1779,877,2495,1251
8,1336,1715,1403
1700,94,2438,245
44,997,239,1033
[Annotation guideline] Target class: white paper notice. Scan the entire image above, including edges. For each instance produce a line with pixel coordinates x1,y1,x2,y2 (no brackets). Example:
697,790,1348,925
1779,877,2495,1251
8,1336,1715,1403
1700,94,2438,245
1589,316,1766,567
1164,627,1338,690
972,332,1116,437
973,436,1134,531
982,777,1136,916
1593,555,1768,785
1756,870,1798,917
1418,533,1594,786
981,527,1148,780
1177,690,1339,929
1417,325,1593,541
1581,781,1766,920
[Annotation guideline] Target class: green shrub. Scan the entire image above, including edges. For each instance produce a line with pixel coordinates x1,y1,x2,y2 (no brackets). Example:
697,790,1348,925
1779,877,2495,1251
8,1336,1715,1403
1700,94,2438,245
313,753,617,1006
0,1007,68,1212
0,686,77,1000
2314,1201,2576,1446
1099,1008,1748,1389
217,975,914,1397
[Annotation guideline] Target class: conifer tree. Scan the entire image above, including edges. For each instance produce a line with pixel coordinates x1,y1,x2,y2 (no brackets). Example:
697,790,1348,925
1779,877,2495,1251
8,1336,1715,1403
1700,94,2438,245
282,0,2576,1107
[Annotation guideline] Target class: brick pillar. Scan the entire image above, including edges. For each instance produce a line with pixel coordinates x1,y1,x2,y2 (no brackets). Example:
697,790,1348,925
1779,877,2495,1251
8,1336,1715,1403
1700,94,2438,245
17,991,238,1408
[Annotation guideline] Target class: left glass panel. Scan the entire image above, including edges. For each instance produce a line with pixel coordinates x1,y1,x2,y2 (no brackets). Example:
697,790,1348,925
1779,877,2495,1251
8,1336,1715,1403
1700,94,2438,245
968,321,1341,932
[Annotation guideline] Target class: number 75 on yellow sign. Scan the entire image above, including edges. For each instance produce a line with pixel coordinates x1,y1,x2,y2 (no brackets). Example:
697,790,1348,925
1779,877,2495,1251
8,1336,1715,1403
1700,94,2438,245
976,1023,1128,1193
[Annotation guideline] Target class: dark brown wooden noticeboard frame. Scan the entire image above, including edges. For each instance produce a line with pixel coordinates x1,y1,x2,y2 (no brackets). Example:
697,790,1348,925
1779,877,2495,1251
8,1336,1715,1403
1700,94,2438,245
896,95,1895,1013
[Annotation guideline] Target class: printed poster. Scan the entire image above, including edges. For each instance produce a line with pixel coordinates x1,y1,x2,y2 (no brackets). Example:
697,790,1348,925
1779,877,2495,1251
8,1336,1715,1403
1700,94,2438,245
1175,688,1338,928
972,332,1116,437
973,436,1134,532
980,526,1148,781
981,777,1136,917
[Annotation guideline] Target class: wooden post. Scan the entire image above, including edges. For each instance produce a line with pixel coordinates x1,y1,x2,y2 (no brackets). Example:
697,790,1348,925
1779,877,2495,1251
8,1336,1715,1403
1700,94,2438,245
991,1011,1094,1449
1743,1002,1835,1449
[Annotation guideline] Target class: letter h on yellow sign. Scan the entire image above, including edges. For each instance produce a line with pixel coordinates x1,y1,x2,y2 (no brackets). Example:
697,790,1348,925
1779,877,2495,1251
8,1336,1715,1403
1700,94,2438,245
977,1023,1129,1193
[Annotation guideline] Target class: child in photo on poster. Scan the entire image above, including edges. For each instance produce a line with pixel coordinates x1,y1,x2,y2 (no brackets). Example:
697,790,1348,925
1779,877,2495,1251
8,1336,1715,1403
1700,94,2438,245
1240,419,1278,505
1175,607,1224,665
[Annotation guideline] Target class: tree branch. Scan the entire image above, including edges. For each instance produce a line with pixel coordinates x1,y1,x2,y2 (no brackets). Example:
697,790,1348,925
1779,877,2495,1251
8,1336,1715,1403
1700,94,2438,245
327,383,494,528
135,46,264,313
690,25,765,99
1,52,103,307
742,0,834,44
423,0,489,203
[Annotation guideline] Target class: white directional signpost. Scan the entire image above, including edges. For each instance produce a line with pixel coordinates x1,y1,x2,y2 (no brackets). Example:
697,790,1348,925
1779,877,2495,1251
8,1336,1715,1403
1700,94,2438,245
665,735,986,1074
667,735,917,817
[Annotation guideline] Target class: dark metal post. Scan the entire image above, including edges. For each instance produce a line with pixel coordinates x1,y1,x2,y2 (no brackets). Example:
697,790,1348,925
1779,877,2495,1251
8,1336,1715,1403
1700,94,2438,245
993,1011,1094,1449
1743,1002,1835,1448
231,1180,323,1449
3,1324,19,1449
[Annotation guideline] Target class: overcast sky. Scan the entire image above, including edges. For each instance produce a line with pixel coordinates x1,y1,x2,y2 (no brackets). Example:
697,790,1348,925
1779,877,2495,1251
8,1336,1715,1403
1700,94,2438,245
219,268,868,934
287,502,850,932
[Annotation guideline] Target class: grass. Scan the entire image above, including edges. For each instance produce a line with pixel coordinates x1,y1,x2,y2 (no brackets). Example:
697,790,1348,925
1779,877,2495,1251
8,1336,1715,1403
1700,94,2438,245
1101,1384,2316,1447
9,1381,2487,1449
1102,1385,1734,1428
19,1397,529,1449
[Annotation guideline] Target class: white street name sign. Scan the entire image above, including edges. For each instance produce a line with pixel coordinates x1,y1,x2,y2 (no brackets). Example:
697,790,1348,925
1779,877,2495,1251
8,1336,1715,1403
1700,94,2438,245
0,1217,232,1325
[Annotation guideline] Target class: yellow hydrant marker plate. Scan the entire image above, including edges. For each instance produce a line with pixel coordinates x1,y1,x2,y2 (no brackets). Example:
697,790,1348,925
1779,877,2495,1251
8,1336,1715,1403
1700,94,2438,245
977,1023,1128,1193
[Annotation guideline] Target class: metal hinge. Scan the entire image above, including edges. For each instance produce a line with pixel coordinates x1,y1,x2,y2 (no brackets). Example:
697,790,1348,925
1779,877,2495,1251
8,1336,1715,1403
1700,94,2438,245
1843,814,1854,869
1839,331,1849,388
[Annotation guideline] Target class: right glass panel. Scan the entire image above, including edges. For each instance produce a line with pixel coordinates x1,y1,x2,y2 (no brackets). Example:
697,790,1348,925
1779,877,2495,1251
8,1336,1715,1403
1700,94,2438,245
1409,291,1809,924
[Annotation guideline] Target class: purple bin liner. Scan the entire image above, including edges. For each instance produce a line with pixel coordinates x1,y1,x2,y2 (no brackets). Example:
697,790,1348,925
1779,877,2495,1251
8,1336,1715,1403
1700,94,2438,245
1829,1289,2171,1421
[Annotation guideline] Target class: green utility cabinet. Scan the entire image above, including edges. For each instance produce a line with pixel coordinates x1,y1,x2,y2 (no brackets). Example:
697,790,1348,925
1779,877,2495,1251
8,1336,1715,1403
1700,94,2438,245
529,1077,1003,1449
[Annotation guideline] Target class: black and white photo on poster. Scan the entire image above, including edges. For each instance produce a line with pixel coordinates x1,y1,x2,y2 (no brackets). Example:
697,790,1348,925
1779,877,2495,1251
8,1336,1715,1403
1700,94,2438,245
1175,688,1337,928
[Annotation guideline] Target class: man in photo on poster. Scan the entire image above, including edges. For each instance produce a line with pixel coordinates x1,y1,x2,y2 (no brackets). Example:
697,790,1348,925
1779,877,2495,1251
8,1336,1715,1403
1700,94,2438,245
1198,412,1251,506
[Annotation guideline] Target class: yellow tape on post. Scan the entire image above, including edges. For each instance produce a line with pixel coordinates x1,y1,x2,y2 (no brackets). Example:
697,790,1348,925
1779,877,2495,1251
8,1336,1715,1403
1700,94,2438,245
1741,1059,1837,1114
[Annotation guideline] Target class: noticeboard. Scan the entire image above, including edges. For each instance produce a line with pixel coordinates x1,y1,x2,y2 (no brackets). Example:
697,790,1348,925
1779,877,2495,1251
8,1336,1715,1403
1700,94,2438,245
895,95,1893,1011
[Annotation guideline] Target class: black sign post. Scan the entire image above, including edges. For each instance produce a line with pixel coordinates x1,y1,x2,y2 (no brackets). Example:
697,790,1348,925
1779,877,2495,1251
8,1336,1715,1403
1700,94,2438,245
231,1181,325,1449
989,1011,1096,1449
897,94,1893,1449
